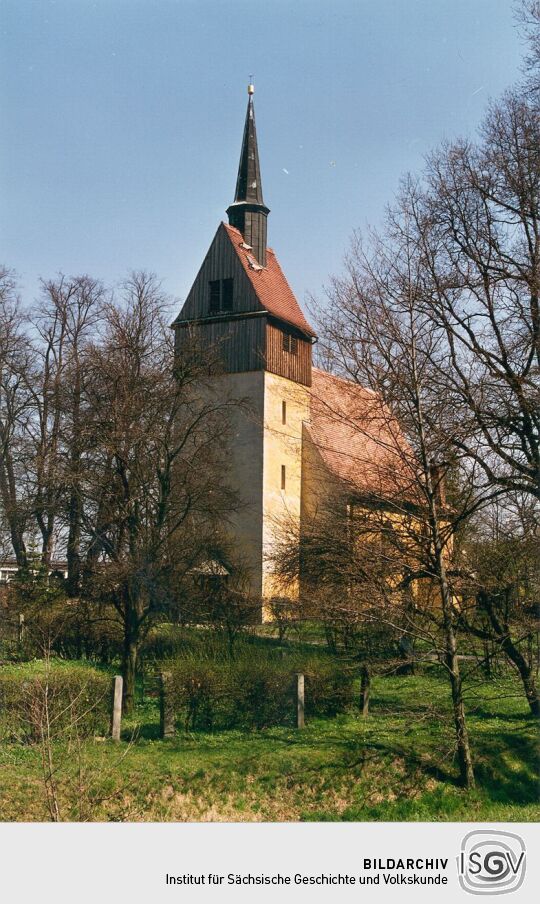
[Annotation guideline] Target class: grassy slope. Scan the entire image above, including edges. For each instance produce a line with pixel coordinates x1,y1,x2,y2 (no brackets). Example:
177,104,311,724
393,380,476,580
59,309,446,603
1,669,538,822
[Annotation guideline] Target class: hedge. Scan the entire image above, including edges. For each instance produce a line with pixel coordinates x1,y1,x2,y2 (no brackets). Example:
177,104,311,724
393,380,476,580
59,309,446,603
162,655,354,732
0,661,110,743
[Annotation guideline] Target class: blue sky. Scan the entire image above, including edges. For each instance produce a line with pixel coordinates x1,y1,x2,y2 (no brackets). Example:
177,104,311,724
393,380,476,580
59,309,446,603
0,0,524,311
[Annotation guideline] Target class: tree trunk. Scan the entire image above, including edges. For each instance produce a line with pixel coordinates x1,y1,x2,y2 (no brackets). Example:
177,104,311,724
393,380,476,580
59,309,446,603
324,625,337,654
447,661,475,788
426,468,475,788
66,490,81,597
122,636,138,715
436,554,475,788
482,637,492,679
423,485,475,787
360,664,370,716
66,374,82,597
520,670,540,718
481,595,540,717
40,524,55,568
0,456,27,567
409,330,474,788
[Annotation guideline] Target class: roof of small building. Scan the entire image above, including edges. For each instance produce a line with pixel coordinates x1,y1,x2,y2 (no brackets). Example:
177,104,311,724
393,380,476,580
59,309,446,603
222,223,317,337
0,558,68,569
306,368,417,501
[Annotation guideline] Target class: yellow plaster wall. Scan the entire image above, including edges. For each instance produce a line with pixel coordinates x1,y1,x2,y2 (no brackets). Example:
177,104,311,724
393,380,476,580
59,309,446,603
207,370,310,610
261,372,311,605
209,371,266,598
300,426,348,529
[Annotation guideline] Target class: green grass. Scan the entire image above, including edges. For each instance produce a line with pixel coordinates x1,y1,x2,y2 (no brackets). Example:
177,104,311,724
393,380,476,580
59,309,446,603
0,666,537,822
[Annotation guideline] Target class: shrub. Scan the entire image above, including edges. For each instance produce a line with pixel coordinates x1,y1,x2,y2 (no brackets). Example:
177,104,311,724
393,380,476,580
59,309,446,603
299,656,355,717
2,574,124,665
141,624,219,663
162,653,354,732
0,661,110,743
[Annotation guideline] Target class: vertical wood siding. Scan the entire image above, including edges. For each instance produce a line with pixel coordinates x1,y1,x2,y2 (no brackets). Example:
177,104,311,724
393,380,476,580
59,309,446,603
178,224,261,321
175,317,312,384
265,321,312,386
174,223,312,385
175,317,266,373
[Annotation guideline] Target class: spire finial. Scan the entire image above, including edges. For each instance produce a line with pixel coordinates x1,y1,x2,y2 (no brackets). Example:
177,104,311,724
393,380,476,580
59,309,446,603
248,76,254,95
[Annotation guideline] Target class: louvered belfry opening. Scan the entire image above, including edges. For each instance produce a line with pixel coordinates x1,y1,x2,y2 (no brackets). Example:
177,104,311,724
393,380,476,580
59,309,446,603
226,89,270,267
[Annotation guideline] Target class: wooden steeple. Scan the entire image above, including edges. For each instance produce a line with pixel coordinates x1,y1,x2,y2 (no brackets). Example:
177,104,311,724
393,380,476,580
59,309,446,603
226,85,270,267
174,85,316,387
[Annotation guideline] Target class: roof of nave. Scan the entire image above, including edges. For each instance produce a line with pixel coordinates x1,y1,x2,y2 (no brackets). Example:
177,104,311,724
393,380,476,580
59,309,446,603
306,368,417,502
222,223,317,338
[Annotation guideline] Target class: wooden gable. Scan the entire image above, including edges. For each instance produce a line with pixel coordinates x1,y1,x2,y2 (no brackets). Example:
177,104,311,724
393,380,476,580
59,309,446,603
174,223,263,323
173,223,312,385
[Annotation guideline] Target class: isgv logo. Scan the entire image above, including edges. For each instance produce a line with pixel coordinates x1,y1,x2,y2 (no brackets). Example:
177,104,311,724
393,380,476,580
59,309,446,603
458,830,526,895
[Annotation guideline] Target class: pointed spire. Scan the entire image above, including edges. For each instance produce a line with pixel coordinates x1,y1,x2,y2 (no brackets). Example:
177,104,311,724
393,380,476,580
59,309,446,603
233,86,265,205
227,84,270,267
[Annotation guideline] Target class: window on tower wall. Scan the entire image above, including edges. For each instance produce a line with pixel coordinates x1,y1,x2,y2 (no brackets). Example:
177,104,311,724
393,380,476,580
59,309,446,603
209,278,234,313
281,465,286,491
282,332,298,354
209,280,220,313
282,401,287,425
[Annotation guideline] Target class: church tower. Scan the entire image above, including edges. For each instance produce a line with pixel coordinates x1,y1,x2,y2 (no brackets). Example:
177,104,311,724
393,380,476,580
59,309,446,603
173,86,316,609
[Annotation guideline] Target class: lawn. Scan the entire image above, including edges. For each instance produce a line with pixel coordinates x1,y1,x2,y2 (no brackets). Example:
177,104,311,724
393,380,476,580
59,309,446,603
0,667,538,822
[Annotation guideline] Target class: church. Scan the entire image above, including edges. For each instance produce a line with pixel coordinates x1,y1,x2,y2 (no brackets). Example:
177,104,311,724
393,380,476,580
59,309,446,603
173,86,408,611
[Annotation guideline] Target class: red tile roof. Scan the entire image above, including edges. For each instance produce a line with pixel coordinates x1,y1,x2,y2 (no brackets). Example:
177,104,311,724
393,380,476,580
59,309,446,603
223,223,316,337
306,369,417,501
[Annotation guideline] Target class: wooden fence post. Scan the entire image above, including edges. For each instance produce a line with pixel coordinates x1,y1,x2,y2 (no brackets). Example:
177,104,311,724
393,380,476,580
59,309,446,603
295,673,305,729
160,672,175,738
111,675,123,741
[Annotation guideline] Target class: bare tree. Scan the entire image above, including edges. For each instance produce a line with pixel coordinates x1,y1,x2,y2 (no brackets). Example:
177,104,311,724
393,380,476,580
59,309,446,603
395,88,540,500
76,272,240,711
518,0,540,92
1,268,243,709
29,275,105,575
0,271,105,575
309,74,540,766
274,494,405,712
456,494,539,716
0,268,32,566
313,223,477,787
